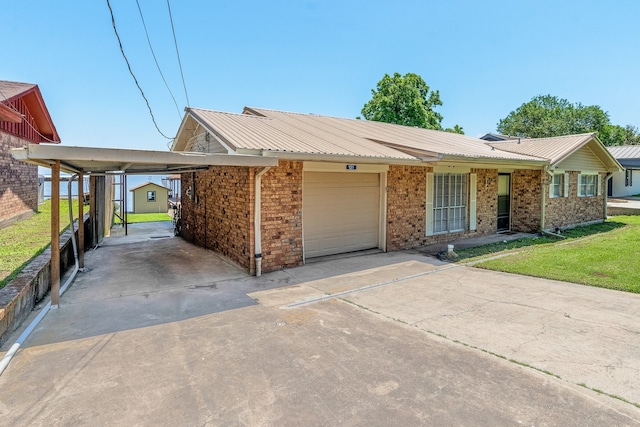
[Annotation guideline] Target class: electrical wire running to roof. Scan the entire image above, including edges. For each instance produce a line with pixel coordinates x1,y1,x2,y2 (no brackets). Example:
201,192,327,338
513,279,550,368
105,0,174,140
166,0,190,107
0,88,60,143
135,0,182,119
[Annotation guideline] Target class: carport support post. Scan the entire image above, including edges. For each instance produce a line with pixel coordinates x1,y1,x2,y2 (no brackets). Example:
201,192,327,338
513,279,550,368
51,160,61,308
78,170,85,268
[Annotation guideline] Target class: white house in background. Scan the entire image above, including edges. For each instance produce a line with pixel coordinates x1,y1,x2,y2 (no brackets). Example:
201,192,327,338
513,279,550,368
130,182,169,214
607,146,640,197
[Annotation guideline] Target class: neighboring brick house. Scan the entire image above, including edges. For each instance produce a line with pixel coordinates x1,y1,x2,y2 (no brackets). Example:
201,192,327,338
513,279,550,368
0,80,60,226
172,107,621,274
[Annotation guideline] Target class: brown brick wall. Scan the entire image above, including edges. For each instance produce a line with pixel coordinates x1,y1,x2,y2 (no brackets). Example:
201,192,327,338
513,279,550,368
511,169,542,233
260,161,303,272
0,132,38,223
179,167,254,271
386,166,498,251
386,165,428,250
544,171,605,230
179,161,303,274
473,168,498,234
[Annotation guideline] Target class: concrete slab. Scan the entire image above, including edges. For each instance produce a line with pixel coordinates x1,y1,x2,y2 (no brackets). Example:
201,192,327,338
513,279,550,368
343,265,640,406
1,230,639,425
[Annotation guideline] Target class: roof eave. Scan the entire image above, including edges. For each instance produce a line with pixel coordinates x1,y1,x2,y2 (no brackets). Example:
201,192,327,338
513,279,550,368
261,150,424,165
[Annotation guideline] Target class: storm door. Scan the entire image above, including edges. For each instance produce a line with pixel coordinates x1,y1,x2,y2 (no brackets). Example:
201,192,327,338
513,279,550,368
497,174,511,232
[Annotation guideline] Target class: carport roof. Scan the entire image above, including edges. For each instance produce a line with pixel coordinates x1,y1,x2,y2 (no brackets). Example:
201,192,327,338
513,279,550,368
11,143,277,174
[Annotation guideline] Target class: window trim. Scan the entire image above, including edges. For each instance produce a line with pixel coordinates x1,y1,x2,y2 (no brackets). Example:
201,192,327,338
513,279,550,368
427,172,470,235
578,173,598,197
625,169,633,187
550,173,563,198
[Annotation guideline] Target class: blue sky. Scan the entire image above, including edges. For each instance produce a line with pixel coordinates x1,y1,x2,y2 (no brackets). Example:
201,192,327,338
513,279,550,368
3,0,639,151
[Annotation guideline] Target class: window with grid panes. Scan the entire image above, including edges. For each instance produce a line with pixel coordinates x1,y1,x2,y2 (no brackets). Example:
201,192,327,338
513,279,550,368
433,173,467,233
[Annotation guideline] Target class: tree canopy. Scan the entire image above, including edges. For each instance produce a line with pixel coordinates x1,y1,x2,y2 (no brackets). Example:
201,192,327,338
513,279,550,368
497,95,639,146
361,72,463,134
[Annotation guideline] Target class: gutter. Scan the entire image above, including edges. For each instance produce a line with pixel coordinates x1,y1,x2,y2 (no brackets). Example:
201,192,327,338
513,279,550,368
254,166,272,276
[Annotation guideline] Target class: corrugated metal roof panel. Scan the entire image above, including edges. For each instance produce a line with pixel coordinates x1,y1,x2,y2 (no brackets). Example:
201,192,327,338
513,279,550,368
487,134,595,164
608,145,640,159
195,107,541,162
0,80,36,102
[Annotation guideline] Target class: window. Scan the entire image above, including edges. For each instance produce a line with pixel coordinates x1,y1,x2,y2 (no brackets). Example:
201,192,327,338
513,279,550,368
147,191,156,202
433,173,468,233
578,174,597,197
550,174,563,198
626,169,633,187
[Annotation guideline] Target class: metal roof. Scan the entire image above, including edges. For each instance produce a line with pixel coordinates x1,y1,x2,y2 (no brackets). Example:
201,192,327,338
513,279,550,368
176,107,544,164
11,144,277,175
608,145,640,159
0,80,60,143
0,80,36,101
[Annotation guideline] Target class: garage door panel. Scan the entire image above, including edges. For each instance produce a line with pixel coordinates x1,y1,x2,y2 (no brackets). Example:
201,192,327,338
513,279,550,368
303,172,380,259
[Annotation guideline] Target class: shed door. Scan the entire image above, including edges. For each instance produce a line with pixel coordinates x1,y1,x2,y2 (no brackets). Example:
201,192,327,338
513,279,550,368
303,172,380,259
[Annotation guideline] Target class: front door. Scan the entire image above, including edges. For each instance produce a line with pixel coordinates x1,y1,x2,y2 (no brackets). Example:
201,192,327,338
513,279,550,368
497,174,511,232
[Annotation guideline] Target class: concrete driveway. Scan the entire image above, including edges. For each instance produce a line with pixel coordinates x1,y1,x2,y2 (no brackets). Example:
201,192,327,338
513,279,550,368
1,225,639,426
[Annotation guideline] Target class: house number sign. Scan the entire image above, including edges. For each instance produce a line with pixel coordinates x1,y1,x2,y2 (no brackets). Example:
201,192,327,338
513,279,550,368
345,164,357,170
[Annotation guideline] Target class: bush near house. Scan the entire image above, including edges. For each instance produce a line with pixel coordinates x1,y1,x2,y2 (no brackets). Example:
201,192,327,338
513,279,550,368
0,199,79,288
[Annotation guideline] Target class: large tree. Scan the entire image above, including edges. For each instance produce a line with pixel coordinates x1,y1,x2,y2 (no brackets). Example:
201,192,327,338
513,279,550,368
496,95,640,146
361,72,463,133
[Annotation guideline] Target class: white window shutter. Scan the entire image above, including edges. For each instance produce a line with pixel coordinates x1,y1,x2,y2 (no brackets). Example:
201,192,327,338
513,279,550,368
469,173,477,231
577,174,582,196
564,173,569,198
548,178,554,198
597,174,602,196
426,172,434,236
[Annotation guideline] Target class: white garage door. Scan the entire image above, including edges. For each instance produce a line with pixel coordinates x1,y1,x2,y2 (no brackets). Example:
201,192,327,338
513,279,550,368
303,172,380,258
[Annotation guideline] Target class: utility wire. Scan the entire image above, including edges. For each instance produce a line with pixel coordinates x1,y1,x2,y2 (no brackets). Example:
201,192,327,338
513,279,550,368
106,0,173,140
167,0,190,107
0,89,60,143
135,0,182,119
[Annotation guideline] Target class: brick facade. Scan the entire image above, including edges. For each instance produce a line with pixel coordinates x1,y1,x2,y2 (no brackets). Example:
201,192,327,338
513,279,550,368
0,132,38,224
385,165,428,250
259,161,303,272
180,161,303,274
385,166,499,251
511,169,542,233
179,167,254,271
543,171,606,230
180,163,606,274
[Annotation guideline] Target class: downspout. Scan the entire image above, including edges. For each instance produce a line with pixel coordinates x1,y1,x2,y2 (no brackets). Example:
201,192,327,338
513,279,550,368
254,167,271,276
604,172,613,219
541,167,553,232
0,175,81,376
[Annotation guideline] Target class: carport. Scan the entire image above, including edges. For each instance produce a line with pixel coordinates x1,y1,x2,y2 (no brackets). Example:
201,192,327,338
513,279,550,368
10,143,277,307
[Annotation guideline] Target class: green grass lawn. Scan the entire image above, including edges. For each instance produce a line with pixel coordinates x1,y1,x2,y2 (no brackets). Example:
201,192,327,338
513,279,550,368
470,216,640,293
0,199,79,288
114,212,171,224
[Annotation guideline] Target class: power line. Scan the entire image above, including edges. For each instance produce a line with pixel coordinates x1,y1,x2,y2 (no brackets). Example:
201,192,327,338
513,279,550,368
106,0,174,140
0,89,60,143
167,0,190,107
135,0,182,119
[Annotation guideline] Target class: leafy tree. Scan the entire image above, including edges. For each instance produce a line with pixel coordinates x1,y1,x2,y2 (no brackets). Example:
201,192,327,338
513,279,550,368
497,95,610,138
445,124,464,134
362,72,463,133
600,124,640,146
496,94,640,146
